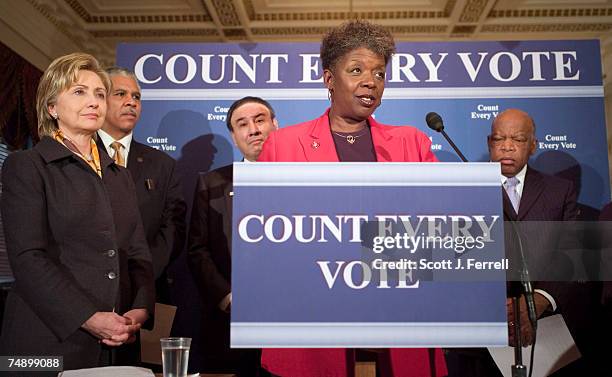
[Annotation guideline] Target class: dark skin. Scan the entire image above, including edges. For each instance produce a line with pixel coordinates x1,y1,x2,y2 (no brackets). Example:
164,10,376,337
487,109,537,178
323,47,387,133
488,109,551,346
506,294,550,347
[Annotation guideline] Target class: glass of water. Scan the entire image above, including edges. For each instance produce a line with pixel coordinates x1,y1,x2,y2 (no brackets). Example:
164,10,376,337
160,337,191,377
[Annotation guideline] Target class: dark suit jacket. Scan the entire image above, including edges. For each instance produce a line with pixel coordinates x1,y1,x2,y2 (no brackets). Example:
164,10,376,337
447,167,582,377
502,166,577,222
188,165,265,373
599,204,612,302
0,136,155,369
503,165,577,282
503,167,601,353
187,164,233,356
502,166,577,287
100,138,186,303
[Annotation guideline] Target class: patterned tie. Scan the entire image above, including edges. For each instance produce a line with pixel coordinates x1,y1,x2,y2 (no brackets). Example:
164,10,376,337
110,141,125,167
504,176,521,213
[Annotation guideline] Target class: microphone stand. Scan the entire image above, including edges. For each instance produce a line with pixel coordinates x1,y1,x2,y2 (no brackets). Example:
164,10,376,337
425,112,468,162
507,218,537,377
439,129,468,162
511,296,527,377
423,112,536,376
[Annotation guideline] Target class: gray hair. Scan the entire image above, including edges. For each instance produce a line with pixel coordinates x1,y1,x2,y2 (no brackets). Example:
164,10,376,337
105,66,141,92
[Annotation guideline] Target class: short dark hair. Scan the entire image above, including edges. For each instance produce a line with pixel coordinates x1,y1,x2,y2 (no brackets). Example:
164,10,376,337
320,19,396,72
226,96,276,132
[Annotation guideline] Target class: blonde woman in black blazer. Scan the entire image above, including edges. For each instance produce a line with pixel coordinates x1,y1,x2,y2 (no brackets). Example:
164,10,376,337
0,53,154,369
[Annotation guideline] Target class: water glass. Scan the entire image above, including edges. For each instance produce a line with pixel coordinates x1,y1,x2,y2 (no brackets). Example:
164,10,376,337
160,337,191,377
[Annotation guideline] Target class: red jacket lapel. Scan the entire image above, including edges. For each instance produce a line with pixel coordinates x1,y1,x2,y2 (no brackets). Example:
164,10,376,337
297,111,405,162
297,111,339,162
369,116,404,162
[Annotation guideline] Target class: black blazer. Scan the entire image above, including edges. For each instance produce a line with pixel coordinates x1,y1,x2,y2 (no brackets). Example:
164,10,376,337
0,137,155,369
188,164,233,311
502,166,578,287
100,138,186,303
126,140,186,280
502,166,577,222
502,167,602,352
187,164,234,356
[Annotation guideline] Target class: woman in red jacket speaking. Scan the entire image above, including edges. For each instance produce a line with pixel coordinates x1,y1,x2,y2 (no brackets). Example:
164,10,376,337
258,19,446,377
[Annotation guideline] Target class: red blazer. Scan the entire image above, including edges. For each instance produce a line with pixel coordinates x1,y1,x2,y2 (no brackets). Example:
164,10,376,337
258,110,446,377
258,109,437,163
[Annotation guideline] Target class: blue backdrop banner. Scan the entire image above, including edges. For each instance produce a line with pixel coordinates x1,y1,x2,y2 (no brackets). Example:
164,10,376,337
117,40,609,212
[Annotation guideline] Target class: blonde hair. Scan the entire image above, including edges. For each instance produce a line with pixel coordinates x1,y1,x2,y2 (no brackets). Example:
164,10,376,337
36,52,111,137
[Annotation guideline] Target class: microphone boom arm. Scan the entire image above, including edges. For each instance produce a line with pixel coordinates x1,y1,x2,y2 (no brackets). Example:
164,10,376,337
439,129,468,162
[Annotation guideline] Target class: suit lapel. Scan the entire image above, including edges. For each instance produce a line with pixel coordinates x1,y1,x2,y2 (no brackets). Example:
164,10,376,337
95,136,108,156
369,118,404,162
127,140,145,182
98,143,116,177
502,189,518,220
297,113,339,162
517,166,545,220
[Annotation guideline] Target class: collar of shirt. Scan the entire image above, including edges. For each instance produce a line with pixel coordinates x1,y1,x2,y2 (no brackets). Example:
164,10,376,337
98,129,133,165
500,164,528,198
243,157,255,163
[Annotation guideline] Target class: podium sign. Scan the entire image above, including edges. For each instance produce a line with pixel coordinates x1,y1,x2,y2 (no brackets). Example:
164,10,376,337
231,162,508,348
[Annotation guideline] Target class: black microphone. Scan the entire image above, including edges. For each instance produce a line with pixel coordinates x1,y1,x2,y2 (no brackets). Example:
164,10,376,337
425,112,468,162
425,112,444,132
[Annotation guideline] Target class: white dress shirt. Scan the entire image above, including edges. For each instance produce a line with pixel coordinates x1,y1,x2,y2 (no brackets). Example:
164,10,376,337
98,130,133,167
500,164,527,199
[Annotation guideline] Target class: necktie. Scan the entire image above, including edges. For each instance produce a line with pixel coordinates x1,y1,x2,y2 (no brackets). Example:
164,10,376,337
110,141,125,167
504,176,520,213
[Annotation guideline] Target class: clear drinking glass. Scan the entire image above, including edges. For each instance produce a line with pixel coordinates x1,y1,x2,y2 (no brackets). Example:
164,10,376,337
160,337,191,377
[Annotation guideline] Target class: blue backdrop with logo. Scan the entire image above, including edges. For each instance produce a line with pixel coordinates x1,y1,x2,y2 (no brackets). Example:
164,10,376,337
116,39,609,368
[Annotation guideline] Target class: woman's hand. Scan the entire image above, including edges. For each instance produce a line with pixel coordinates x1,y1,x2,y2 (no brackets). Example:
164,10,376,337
81,311,141,346
123,308,148,325
122,308,149,343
